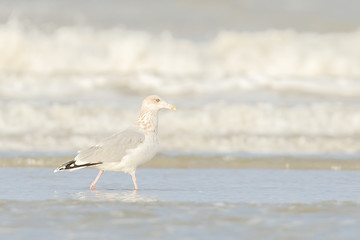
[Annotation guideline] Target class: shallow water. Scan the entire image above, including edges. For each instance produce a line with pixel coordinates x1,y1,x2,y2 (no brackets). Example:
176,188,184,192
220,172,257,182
1,168,359,239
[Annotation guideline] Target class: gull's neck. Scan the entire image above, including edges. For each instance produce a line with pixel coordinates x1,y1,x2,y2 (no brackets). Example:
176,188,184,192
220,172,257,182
136,108,159,133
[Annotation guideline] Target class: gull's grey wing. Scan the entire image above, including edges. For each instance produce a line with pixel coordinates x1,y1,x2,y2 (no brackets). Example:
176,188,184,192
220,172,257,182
75,128,145,164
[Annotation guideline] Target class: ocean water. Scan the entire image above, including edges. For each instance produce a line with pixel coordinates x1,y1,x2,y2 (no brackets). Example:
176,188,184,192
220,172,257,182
1,168,360,240
0,1,360,156
1,22,360,155
1,1,360,239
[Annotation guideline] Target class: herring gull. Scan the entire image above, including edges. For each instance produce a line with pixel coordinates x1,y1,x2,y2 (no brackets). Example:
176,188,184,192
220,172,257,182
54,95,176,190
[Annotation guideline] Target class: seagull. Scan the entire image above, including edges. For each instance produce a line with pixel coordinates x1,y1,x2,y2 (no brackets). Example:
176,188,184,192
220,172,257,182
54,95,176,190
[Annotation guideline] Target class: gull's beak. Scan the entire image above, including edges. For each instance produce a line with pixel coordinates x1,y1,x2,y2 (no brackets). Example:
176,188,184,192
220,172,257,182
166,103,176,111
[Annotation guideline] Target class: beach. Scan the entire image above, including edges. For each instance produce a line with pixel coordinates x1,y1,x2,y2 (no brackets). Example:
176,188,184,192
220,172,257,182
1,0,360,239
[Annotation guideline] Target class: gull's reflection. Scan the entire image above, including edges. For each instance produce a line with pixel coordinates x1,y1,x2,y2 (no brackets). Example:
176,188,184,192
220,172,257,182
73,189,158,202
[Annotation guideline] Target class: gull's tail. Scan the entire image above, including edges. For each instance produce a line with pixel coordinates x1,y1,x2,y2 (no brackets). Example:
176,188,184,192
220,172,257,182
54,160,102,173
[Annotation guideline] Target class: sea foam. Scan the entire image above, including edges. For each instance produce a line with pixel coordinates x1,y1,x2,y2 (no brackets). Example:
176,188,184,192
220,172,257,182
1,20,360,155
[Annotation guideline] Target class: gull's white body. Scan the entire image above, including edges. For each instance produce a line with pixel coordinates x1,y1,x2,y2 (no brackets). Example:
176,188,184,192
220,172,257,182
99,131,158,174
54,95,175,190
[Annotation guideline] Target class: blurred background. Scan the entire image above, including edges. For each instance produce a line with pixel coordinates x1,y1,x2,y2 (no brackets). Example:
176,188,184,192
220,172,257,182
1,0,360,162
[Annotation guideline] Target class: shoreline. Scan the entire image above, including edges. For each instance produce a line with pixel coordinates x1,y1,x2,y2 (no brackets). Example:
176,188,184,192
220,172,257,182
1,153,360,170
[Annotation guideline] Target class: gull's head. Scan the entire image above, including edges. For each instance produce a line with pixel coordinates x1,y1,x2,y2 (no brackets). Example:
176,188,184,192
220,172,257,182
142,95,176,112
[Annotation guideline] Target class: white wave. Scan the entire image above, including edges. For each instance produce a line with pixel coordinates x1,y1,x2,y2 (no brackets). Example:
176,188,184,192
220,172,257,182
1,19,360,97
1,20,360,155
1,101,360,154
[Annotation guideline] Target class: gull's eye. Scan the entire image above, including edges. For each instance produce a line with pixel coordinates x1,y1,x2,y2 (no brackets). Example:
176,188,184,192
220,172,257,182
155,98,160,103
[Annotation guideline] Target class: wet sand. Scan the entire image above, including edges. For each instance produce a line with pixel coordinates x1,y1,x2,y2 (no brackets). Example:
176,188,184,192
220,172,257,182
2,153,360,170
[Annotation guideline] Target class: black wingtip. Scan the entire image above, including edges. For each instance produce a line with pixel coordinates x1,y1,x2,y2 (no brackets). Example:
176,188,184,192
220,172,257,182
54,160,102,173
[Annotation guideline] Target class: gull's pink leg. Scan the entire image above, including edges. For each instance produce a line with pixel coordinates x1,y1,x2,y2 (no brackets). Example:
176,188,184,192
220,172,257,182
131,173,138,190
90,170,104,190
